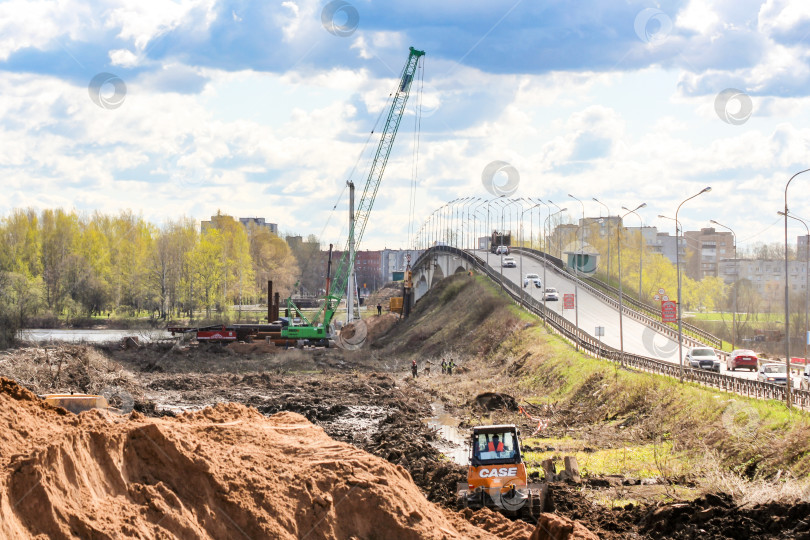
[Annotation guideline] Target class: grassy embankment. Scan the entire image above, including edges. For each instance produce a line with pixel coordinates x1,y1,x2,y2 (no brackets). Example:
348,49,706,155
377,273,810,504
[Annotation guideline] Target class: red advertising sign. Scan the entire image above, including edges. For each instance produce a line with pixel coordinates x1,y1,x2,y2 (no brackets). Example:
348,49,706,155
661,300,677,323
563,293,575,310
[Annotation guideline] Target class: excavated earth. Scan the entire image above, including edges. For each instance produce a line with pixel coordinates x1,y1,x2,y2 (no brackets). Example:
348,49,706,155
0,375,536,539
4,340,810,539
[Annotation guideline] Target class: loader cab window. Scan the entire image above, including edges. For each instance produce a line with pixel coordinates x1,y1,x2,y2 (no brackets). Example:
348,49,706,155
473,431,517,463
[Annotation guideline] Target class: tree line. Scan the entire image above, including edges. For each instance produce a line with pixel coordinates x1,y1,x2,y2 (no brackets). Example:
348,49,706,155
0,209,308,338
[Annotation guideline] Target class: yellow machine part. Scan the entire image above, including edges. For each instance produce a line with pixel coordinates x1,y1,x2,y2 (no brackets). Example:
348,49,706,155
41,394,110,415
389,297,404,313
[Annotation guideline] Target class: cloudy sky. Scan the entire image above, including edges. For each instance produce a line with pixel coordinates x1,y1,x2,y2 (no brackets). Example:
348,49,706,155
2,0,810,250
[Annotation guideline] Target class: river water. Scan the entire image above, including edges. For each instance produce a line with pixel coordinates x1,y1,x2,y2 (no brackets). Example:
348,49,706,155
20,329,174,344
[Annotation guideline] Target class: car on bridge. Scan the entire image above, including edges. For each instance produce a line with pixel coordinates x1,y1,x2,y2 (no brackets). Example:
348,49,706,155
501,256,517,268
726,349,758,372
543,287,559,301
757,363,788,385
495,245,509,255
523,273,542,288
685,347,720,372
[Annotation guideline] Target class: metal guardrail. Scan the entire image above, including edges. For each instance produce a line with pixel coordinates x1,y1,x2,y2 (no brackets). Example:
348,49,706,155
510,248,706,350
413,246,810,408
579,274,722,348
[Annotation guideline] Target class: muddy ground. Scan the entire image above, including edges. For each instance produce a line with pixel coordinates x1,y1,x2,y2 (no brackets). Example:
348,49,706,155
4,341,810,539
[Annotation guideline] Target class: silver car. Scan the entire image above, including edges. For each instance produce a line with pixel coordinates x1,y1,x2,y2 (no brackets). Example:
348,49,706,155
523,273,542,288
685,347,720,372
758,363,788,385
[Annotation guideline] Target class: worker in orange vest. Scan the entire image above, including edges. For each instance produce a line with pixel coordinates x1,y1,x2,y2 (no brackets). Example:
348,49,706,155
488,434,504,452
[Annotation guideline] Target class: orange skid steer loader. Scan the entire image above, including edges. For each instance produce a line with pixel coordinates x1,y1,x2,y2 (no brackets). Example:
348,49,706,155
456,424,547,519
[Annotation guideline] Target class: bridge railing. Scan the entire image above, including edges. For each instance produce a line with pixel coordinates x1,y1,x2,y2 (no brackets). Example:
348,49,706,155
413,246,810,408
579,274,722,348
510,247,708,349
509,247,722,349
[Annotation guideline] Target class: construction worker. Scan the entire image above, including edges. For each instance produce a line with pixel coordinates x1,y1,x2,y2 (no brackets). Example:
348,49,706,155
447,359,454,375
377,303,382,315
411,359,418,378
488,434,505,452
441,358,447,375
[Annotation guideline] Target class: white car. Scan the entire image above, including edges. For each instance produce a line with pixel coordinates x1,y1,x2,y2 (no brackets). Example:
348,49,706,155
501,256,517,268
685,347,720,372
543,287,559,301
523,273,542,288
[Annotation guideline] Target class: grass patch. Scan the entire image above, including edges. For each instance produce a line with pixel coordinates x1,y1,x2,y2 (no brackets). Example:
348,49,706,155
523,441,692,480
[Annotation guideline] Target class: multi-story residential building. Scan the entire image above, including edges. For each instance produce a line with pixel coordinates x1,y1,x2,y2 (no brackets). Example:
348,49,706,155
239,217,278,235
798,234,810,261
202,214,279,236
718,258,808,296
380,249,423,282
683,228,734,280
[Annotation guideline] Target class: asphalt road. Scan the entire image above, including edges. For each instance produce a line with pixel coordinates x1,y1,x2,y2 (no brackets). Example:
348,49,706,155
475,250,771,385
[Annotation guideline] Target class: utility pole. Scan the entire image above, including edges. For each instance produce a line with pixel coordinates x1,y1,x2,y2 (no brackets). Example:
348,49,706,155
347,181,356,322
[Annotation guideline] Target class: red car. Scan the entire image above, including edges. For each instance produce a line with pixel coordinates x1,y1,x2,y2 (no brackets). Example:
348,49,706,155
727,349,758,371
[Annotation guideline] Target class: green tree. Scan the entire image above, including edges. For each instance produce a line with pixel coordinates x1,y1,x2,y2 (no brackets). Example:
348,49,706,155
189,229,225,318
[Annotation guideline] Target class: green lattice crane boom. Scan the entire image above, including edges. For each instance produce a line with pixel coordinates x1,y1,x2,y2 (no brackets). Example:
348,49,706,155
282,46,425,342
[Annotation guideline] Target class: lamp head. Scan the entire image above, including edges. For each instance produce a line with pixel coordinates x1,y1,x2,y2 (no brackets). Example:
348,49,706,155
701,187,712,194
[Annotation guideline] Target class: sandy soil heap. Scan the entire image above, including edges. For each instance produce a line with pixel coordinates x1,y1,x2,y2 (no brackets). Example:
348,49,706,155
0,377,530,539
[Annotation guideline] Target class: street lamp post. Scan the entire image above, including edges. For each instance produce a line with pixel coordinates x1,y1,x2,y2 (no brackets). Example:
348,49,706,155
544,208,567,318
622,206,645,301
568,194,585,350
779,211,810,367
486,196,504,267
593,198,612,284
456,197,473,248
521,203,541,306
710,219,738,350
675,187,712,382
500,199,523,289
531,199,550,251
549,200,563,258
618,203,647,363
784,169,810,407
468,199,487,251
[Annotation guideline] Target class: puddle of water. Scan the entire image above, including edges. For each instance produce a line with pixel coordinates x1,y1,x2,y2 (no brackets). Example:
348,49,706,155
425,402,469,466
328,405,389,435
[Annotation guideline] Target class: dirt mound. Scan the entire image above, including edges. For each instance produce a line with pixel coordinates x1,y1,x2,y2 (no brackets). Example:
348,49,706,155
639,492,810,539
0,344,143,399
473,392,519,412
460,507,536,539
529,513,598,539
366,312,400,342
545,482,642,538
0,377,524,539
367,282,404,309
374,274,522,358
